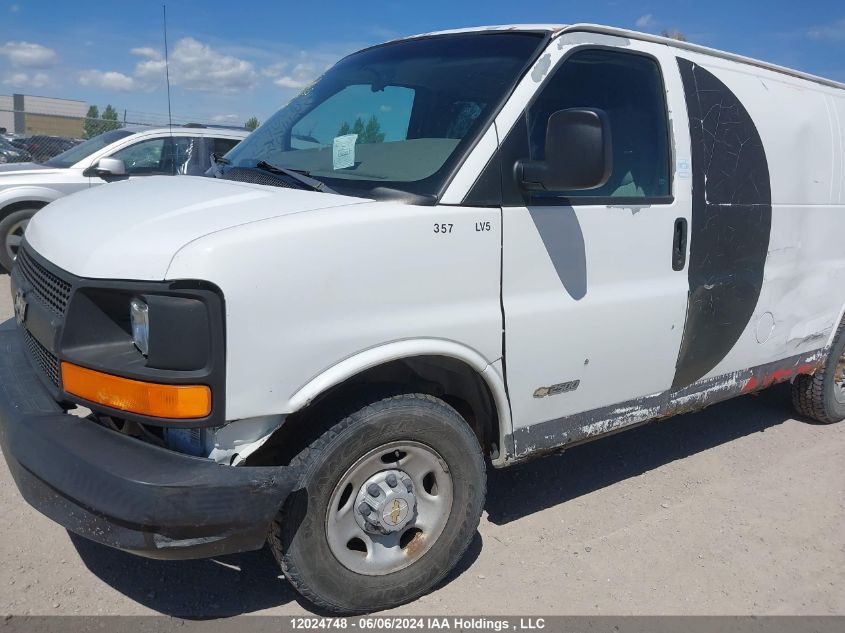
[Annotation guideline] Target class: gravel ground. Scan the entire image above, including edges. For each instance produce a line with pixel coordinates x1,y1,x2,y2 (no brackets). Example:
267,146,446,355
0,271,843,617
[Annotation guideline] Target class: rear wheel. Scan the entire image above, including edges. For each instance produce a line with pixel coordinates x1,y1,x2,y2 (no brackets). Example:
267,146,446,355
0,208,37,271
792,319,845,423
269,393,486,614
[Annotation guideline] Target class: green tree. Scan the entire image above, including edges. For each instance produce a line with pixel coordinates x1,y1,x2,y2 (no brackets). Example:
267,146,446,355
83,105,100,139
244,116,260,130
100,105,122,133
336,115,385,144
83,104,122,138
363,115,385,144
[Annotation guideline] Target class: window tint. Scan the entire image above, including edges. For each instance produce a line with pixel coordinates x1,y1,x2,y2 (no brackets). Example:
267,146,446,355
109,136,201,176
223,33,544,197
528,49,670,199
43,129,133,168
171,137,200,175
291,85,415,149
111,138,168,175
213,137,241,156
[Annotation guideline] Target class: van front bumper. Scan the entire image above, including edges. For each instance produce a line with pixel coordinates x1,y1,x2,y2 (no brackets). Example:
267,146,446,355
0,321,296,560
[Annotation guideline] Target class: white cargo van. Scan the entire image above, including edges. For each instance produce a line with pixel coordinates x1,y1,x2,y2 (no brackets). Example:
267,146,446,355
1,24,844,613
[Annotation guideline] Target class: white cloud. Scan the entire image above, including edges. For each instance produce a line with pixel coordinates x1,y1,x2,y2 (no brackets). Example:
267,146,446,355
159,37,257,92
261,61,288,77
269,60,325,90
2,72,27,85
211,113,239,123
0,41,57,68
130,47,162,60
274,75,310,89
81,37,344,98
80,37,257,94
79,70,139,92
635,14,656,29
807,19,845,41
2,71,51,88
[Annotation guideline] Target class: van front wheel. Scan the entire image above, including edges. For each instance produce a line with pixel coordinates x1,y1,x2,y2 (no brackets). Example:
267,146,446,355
269,393,486,614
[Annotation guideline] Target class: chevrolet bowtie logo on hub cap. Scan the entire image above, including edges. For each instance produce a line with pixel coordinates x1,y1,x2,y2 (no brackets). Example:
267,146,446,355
384,498,409,527
13,288,28,325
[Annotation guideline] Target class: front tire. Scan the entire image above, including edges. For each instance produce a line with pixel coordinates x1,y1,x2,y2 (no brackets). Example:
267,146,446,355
792,318,845,423
270,393,486,614
0,208,37,272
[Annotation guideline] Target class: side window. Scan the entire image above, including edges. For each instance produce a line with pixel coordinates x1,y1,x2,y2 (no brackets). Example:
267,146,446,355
212,137,240,156
528,49,670,200
170,137,201,175
110,138,169,176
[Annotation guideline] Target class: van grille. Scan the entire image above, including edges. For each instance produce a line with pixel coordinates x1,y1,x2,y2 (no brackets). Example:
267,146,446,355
16,247,72,317
23,328,61,388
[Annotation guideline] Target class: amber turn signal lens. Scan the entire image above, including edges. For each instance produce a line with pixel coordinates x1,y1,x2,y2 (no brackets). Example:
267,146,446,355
61,362,211,419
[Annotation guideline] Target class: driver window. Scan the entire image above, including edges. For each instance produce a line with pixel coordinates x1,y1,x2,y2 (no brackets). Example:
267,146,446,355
528,48,670,200
110,138,174,176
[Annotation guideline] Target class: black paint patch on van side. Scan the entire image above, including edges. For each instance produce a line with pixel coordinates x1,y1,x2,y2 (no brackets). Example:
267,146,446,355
672,58,772,389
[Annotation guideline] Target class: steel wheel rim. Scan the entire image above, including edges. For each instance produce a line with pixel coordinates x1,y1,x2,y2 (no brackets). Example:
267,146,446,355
834,350,845,404
5,217,28,263
325,440,454,576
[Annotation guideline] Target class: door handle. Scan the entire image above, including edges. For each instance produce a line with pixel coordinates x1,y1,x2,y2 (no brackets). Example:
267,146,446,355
672,217,688,271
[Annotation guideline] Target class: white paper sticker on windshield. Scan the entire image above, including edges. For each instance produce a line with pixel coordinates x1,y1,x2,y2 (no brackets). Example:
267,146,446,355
333,134,357,170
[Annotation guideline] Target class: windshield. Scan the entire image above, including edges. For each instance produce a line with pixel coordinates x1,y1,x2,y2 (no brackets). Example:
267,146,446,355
223,33,544,200
43,129,134,168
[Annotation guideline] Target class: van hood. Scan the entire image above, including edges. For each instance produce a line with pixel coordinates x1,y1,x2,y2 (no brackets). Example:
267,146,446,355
26,175,367,280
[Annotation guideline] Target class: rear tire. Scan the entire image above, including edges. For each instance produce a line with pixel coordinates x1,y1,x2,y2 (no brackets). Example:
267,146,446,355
792,318,845,423
269,393,486,614
0,208,37,272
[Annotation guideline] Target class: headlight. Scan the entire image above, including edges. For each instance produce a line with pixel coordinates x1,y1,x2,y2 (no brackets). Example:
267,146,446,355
130,298,150,356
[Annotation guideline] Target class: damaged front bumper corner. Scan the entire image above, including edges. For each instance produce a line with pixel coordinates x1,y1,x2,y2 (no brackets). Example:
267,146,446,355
0,321,296,560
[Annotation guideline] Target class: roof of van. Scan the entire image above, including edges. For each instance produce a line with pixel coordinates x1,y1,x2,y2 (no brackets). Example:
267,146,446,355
404,23,845,91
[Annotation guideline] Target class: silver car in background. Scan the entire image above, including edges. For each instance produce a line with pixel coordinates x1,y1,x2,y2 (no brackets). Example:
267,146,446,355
0,125,249,270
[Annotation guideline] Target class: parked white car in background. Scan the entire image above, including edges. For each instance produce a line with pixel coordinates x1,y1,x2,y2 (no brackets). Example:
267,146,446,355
0,125,248,270
1,23,844,614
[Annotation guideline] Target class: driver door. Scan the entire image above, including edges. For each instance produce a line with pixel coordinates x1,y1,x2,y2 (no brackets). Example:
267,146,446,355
500,38,692,456
92,136,201,184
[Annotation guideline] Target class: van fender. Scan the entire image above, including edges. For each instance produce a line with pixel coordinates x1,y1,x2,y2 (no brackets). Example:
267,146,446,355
287,338,512,466
0,186,64,214
827,301,845,349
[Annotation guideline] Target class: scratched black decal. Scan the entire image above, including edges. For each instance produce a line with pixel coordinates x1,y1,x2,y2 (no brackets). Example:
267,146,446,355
672,58,772,389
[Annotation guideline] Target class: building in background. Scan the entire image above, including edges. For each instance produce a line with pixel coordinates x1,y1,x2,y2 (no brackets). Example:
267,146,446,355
0,94,87,138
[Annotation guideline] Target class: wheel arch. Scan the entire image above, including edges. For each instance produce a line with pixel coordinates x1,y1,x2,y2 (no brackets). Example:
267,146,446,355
250,339,512,467
0,187,62,218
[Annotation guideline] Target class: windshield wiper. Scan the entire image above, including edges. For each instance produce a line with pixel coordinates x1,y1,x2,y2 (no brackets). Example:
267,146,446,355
208,152,230,177
255,160,336,193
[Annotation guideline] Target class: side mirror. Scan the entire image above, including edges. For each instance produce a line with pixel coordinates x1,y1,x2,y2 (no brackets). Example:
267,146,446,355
84,157,127,180
515,108,612,192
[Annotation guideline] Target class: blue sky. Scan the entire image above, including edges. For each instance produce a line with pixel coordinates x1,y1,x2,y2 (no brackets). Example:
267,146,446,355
1,0,843,127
